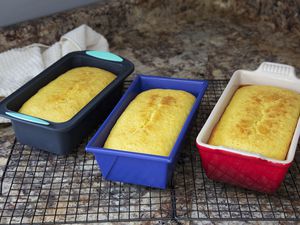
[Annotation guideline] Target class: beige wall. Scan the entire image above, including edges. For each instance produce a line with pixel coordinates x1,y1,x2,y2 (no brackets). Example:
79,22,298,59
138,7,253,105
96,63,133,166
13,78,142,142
0,0,104,27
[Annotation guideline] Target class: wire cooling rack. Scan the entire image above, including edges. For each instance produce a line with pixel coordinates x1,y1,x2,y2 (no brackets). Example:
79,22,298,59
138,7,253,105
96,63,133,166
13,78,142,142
0,80,299,224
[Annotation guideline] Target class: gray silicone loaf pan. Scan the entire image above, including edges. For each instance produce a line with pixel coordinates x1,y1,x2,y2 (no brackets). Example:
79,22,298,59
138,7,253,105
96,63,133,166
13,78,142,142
0,51,134,155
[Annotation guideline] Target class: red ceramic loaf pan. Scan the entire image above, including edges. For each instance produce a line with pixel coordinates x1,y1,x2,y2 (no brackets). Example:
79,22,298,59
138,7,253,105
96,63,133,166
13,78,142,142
196,62,300,193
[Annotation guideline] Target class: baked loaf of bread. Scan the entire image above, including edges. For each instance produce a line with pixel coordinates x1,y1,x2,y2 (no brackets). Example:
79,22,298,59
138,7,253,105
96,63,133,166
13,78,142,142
208,85,300,160
19,67,116,122
104,89,196,156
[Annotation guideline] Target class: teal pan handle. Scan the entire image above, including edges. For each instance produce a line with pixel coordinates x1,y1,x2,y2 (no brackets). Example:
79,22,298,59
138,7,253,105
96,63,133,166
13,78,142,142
85,51,123,62
5,112,50,126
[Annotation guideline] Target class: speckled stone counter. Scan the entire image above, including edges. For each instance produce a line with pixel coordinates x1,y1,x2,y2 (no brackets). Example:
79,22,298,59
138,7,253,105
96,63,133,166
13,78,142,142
0,0,300,224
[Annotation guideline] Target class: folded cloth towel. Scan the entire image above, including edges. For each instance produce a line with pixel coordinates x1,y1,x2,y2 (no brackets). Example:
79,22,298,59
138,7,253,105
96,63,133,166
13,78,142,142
0,24,109,123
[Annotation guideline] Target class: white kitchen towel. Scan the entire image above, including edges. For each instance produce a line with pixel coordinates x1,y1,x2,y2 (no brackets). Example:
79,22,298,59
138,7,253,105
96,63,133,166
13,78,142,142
0,24,109,123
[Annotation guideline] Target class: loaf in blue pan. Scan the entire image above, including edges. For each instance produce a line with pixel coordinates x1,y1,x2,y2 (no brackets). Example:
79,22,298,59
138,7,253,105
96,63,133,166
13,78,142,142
0,51,134,155
86,75,208,188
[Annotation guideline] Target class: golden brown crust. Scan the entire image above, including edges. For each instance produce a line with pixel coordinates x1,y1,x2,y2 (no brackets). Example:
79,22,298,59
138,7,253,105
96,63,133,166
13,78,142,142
19,67,116,122
208,85,300,160
104,89,196,156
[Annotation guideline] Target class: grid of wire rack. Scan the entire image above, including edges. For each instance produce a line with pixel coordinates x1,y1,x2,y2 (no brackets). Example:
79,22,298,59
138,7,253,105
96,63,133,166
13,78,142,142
0,79,299,224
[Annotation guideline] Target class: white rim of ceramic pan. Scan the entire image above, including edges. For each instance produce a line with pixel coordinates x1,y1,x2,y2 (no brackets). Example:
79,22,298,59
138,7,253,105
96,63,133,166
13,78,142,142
196,62,300,165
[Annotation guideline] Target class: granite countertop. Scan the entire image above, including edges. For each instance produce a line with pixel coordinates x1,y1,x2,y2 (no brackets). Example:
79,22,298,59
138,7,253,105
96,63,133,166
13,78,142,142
0,0,300,224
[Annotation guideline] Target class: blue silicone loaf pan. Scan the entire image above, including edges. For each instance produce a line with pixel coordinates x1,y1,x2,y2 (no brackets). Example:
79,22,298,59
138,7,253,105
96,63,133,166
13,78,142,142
0,51,134,155
86,75,208,189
